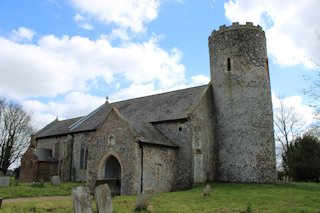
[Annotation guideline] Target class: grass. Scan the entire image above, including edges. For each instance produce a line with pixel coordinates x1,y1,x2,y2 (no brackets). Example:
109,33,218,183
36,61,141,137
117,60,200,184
0,178,85,199
1,181,320,212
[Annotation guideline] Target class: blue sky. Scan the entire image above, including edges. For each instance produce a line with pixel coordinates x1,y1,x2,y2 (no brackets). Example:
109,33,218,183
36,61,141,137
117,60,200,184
0,0,319,130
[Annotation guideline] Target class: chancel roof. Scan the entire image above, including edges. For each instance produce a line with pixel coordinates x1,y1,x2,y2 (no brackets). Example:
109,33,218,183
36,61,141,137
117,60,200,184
36,84,209,138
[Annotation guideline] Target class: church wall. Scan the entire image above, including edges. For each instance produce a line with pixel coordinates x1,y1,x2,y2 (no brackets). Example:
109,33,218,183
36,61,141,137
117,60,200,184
142,144,178,194
189,86,215,185
87,109,141,195
154,120,192,190
36,136,67,161
72,131,95,182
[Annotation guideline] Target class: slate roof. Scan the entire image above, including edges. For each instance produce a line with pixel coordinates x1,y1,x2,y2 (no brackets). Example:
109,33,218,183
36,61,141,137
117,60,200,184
36,84,209,139
126,118,178,148
36,117,82,138
70,85,208,133
33,148,57,162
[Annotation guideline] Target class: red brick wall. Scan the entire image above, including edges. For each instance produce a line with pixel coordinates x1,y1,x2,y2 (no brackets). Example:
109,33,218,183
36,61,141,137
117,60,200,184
19,148,38,182
19,148,57,182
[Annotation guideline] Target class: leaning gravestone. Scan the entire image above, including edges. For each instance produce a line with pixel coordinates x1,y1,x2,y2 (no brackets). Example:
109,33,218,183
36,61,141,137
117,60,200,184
72,186,93,213
94,183,113,213
0,177,10,187
133,188,154,211
51,176,61,186
202,184,210,196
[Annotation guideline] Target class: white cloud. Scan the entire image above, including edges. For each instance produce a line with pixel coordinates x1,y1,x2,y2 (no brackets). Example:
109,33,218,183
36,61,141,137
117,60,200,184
69,0,160,34
0,29,186,98
74,14,94,30
10,27,35,42
272,93,315,129
23,92,105,130
190,75,210,86
224,0,320,68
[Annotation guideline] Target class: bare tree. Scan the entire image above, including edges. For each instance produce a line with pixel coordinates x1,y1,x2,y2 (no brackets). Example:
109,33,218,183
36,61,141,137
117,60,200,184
273,97,305,176
0,97,33,175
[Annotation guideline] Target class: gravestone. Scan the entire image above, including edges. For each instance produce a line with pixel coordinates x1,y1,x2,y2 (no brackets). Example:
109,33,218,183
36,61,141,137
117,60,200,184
202,184,210,196
133,188,154,211
51,176,61,186
94,183,113,213
72,186,93,213
0,177,10,187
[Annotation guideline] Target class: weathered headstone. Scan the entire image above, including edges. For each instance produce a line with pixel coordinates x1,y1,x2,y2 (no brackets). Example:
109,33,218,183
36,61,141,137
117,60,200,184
285,176,289,182
51,175,61,186
0,177,10,187
202,184,210,196
72,186,93,213
94,183,113,213
133,188,154,211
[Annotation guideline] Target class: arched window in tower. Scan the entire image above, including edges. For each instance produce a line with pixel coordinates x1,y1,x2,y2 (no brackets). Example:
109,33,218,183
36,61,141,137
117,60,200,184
227,57,231,71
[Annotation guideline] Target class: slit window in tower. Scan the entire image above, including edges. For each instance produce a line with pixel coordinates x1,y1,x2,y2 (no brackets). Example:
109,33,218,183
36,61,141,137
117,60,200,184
227,58,231,71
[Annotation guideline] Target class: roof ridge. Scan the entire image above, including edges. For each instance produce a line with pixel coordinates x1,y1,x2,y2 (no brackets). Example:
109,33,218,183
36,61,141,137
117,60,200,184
110,84,207,105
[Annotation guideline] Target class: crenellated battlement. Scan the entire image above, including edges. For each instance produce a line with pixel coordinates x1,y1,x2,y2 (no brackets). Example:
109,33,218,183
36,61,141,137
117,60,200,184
208,22,264,41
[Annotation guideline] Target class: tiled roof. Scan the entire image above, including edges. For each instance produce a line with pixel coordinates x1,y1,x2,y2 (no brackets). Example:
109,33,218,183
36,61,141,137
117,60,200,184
126,118,178,148
71,85,208,132
35,84,209,138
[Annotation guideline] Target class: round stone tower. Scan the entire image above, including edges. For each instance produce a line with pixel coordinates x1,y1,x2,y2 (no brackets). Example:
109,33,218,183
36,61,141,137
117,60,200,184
209,22,276,183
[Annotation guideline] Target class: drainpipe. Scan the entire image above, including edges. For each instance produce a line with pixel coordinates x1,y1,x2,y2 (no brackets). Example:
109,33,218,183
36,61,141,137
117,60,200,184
140,143,143,193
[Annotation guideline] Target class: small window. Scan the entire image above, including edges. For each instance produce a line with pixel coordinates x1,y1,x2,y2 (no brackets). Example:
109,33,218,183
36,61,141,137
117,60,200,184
80,144,84,169
108,135,115,147
30,161,33,170
22,161,25,169
80,143,88,169
84,144,88,169
227,58,231,71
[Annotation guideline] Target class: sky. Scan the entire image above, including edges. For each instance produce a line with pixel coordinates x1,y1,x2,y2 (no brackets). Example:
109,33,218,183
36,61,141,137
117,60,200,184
0,0,319,132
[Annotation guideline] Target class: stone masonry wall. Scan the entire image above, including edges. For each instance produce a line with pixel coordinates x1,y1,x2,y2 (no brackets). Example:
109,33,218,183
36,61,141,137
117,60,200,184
87,109,141,195
142,144,178,193
37,136,67,160
154,120,193,190
189,86,215,185
209,22,277,183
72,131,95,182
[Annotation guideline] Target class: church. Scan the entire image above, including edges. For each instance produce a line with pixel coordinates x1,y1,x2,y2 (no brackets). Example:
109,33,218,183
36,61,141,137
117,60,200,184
19,22,277,195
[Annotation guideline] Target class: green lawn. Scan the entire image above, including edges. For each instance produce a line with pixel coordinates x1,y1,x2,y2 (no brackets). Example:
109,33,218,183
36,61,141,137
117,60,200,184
1,181,320,212
0,179,85,198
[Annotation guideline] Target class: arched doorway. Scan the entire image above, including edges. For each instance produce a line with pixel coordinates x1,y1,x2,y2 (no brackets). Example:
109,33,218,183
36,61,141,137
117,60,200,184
103,155,121,195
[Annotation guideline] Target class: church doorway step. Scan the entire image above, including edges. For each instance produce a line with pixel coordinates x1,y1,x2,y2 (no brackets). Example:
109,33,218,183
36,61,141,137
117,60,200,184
102,155,121,196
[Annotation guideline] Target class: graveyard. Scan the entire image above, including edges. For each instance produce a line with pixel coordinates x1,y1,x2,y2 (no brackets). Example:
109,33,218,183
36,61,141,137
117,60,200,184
0,179,320,212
